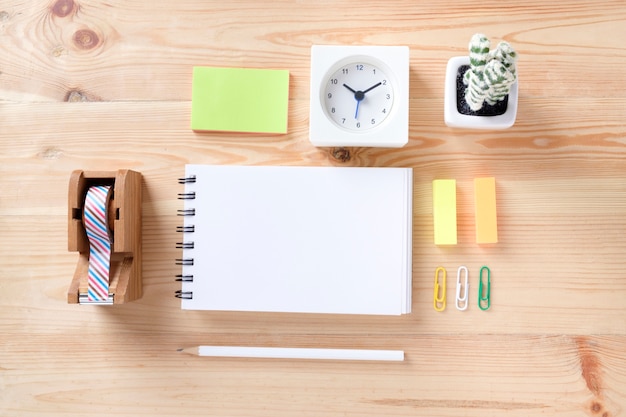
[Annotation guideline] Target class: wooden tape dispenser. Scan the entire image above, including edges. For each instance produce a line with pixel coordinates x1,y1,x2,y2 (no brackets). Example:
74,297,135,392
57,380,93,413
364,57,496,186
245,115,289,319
67,170,142,304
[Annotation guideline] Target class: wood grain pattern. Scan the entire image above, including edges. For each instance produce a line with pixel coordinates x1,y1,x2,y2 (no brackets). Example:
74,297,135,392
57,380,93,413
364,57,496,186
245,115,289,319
1,0,626,416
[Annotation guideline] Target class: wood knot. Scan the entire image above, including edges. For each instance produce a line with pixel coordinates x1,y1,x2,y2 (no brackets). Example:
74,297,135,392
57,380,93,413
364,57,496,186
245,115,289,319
73,29,99,50
589,401,611,417
38,148,63,160
577,337,603,397
51,45,66,57
51,0,75,18
65,90,98,102
331,147,351,162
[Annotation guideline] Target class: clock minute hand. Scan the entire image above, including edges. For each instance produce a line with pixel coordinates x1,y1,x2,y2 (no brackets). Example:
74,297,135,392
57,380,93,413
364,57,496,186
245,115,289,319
363,82,382,94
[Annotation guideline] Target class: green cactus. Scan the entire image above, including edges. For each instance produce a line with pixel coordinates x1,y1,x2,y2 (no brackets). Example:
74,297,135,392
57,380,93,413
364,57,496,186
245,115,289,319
463,34,517,112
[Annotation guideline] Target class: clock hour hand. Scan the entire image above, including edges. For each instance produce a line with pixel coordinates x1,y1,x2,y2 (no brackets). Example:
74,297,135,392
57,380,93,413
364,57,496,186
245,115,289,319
343,83,357,94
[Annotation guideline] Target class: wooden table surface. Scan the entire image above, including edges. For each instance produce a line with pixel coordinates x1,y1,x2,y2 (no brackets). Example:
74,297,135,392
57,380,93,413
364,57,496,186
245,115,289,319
2,1,626,416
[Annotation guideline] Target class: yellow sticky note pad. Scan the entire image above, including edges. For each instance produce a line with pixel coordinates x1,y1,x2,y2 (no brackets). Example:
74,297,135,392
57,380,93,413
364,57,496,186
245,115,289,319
474,177,498,244
433,179,457,245
191,67,290,134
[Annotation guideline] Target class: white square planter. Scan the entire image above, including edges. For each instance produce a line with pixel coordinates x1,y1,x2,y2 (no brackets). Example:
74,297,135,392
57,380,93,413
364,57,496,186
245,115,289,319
444,56,518,129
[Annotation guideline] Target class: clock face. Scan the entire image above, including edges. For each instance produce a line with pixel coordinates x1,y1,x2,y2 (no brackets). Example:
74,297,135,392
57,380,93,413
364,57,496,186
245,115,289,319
322,60,394,132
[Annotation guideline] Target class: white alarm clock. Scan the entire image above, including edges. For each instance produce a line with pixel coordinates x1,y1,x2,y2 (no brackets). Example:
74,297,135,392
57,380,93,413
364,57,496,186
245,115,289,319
309,45,409,147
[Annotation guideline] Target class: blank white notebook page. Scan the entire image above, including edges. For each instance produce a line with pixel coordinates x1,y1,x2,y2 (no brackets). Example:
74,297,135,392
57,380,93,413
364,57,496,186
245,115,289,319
179,164,412,315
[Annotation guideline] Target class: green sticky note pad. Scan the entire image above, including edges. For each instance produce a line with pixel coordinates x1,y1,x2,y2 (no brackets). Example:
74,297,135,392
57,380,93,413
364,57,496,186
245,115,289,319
191,66,290,134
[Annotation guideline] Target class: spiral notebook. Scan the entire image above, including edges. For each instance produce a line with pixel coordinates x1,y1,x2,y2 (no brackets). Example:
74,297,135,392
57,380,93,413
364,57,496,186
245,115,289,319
176,164,413,315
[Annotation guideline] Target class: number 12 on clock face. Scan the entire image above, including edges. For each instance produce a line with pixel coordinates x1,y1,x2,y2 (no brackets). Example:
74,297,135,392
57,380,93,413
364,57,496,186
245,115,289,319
323,62,394,132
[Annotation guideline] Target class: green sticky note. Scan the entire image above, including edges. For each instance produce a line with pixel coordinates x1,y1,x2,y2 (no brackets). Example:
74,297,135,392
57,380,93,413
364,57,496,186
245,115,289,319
191,66,290,134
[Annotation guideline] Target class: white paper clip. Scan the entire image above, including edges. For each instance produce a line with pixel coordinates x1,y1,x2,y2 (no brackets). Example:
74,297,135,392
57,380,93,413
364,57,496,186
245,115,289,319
455,266,469,311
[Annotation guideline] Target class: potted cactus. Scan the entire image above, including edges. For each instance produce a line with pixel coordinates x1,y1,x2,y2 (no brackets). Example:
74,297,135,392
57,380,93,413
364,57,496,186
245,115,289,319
444,34,518,129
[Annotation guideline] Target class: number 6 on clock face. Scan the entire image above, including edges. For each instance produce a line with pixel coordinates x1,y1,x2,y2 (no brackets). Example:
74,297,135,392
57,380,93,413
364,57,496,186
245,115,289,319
323,62,394,131
309,45,409,148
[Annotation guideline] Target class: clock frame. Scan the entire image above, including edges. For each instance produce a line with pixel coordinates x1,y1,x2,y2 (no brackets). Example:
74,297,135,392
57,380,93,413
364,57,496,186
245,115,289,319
309,45,409,148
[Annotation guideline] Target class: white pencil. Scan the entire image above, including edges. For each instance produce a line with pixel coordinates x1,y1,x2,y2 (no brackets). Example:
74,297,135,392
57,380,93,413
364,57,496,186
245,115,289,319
178,346,404,361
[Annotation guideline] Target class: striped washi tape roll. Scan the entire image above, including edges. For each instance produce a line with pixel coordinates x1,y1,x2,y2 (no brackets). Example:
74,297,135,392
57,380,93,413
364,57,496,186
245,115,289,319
83,185,113,302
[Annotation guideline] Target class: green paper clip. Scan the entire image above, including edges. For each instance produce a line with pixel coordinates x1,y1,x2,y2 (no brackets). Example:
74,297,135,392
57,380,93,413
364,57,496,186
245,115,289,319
478,266,491,311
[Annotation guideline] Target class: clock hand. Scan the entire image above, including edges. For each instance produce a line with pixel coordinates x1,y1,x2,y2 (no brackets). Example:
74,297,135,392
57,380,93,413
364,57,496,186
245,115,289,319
344,83,381,120
344,83,365,102
343,83,356,93
363,82,382,94
344,84,366,119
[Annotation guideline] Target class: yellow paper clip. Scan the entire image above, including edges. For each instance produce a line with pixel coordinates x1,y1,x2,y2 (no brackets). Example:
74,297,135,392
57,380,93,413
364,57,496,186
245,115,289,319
478,266,491,311
433,266,446,312
455,266,469,311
